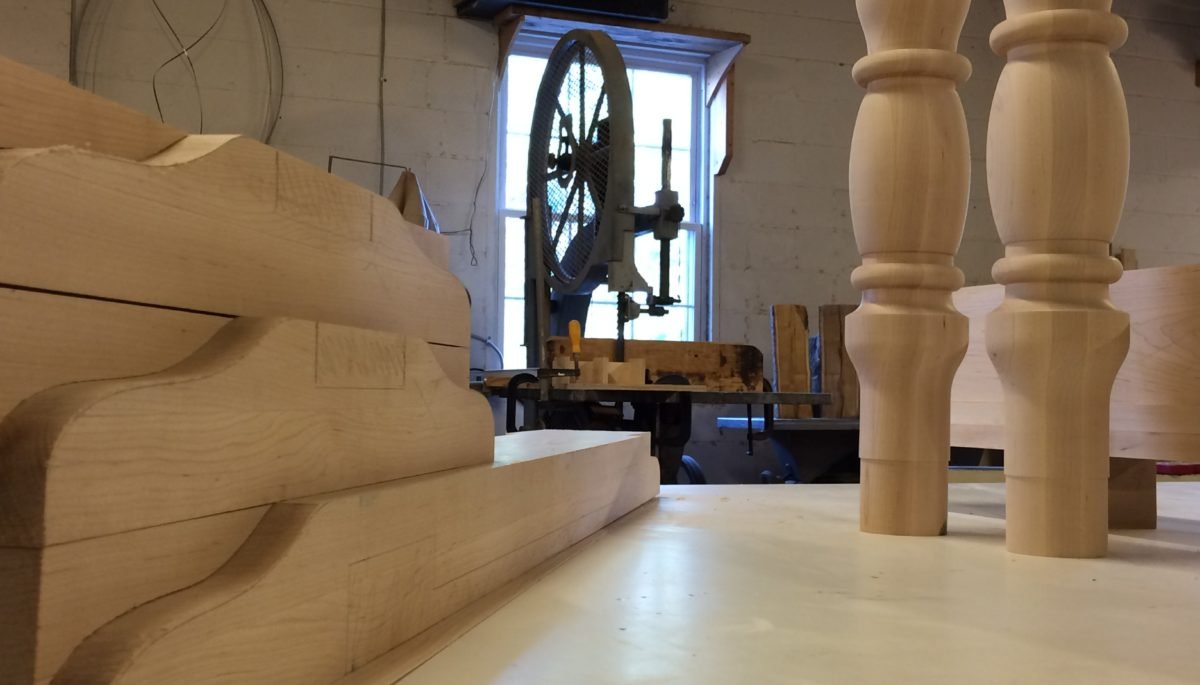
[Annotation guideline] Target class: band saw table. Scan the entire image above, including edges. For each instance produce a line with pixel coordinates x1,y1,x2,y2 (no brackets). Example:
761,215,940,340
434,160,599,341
399,483,1200,685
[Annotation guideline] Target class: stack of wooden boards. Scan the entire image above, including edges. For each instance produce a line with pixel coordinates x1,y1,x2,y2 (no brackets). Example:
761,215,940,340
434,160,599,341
0,56,658,684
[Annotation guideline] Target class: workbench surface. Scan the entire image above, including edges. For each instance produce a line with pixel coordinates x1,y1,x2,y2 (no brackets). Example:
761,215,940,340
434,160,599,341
402,484,1200,684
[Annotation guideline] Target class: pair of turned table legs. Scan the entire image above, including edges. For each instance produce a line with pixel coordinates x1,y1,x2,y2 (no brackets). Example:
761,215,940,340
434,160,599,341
848,0,1131,558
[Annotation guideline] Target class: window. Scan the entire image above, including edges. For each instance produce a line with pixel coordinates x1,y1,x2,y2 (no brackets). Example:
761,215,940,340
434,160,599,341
497,47,707,368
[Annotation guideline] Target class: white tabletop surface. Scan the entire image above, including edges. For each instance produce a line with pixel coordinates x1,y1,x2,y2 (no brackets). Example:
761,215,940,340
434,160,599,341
400,483,1200,685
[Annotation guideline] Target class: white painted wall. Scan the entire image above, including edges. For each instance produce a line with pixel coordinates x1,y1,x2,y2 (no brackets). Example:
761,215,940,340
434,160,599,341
3,0,1199,480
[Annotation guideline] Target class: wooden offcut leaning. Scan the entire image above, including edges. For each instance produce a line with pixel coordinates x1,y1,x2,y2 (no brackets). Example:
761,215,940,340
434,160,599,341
0,55,658,685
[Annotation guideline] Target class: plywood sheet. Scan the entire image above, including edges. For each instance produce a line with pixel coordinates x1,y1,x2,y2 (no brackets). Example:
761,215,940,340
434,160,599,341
0,318,493,547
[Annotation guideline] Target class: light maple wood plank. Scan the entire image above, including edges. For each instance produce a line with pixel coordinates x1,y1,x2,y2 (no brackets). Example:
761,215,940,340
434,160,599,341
0,288,228,420
0,55,186,160
771,304,812,419
0,318,493,547
51,431,657,685
0,288,472,433
1,508,267,685
372,194,451,269
951,265,1200,464
544,337,764,391
0,548,37,685
0,137,468,348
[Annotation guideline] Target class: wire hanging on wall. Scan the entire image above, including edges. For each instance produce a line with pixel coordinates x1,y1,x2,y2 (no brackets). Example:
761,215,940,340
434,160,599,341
72,0,284,143
148,0,228,133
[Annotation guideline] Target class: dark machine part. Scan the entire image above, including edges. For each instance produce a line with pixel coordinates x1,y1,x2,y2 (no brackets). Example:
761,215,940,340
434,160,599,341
455,0,670,22
632,375,693,485
526,30,630,298
496,376,830,484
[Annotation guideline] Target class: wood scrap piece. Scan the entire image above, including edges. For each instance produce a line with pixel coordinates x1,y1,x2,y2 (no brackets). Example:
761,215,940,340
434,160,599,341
0,56,186,160
2,507,266,685
1109,457,1157,530
544,338,763,391
0,137,468,348
818,305,859,418
771,304,812,418
0,318,494,547
52,431,658,685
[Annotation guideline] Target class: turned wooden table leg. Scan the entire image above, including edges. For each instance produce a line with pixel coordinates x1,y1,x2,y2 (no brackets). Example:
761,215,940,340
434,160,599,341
986,2,1132,557
1109,458,1157,530
849,0,972,536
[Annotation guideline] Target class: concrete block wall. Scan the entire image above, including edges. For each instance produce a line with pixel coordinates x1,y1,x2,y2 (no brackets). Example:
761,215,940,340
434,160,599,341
3,0,1199,481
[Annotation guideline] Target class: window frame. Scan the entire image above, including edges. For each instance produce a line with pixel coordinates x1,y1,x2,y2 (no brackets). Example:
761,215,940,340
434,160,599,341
495,35,710,365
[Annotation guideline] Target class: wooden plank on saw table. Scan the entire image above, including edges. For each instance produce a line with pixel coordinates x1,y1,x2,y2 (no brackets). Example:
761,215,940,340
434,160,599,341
0,135,468,348
544,337,764,391
772,304,813,418
50,431,658,685
950,264,1200,463
818,305,859,418
0,55,186,160
0,318,494,548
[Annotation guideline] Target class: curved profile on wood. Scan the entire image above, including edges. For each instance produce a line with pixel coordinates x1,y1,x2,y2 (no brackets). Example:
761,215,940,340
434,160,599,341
0,316,494,683
0,55,186,160
952,265,1200,465
0,135,468,349
848,0,972,536
49,432,657,685
986,0,1131,558
0,317,494,548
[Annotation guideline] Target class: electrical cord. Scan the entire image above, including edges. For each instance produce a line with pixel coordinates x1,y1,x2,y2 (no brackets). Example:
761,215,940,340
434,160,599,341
377,0,388,196
440,78,499,268
471,334,505,368
250,0,284,143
